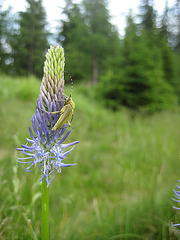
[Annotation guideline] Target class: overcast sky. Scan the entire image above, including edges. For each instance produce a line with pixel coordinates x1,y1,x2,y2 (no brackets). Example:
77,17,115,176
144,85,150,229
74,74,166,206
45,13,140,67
2,0,176,36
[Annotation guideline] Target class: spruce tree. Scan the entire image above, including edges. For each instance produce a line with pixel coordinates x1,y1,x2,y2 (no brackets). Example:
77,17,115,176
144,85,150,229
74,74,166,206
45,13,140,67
158,2,178,91
0,1,11,72
122,14,177,112
160,0,169,38
11,0,49,77
57,0,91,81
97,2,178,112
175,0,180,101
82,0,117,84
173,0,180,53
139,0,156,32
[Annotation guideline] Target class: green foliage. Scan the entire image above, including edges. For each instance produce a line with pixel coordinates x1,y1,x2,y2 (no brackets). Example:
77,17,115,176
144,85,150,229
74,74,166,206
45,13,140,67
97,14,178,112
57,0,180,109
171,1,180,53
96,71,124,110
10,0,49,77
0,1,12,72
58,2,91,81
139,0,156,32
57,0,120,84
122,31,177,112
0,74,39,102
1,0,180,112
83,0,119,84
1,75,180,239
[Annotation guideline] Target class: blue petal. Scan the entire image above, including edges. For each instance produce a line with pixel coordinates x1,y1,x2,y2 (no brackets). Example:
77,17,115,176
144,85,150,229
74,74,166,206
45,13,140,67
58,130,71,145
34,114,40,128
17,160,34,163
46,130,50,148
21,144,35,150
61,141,79,148
36,107,42,123
29,126,36,140
38,124,46,144
172,198,180,202
61,163,76,167
63,146,75,157
22,149,35,157
39,174,46,183
17,156,33,160
26,138,34,143
31,115,39,136
173,206,180,210
173,189,180,195
172,222,180,227
25,163,35,172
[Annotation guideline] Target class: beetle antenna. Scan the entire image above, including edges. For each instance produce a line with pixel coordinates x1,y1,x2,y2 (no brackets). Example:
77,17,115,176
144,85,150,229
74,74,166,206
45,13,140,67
64,71,73,99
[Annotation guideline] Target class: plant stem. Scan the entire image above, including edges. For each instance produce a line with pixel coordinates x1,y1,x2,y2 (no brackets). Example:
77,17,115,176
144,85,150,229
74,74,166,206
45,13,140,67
42,179,49,240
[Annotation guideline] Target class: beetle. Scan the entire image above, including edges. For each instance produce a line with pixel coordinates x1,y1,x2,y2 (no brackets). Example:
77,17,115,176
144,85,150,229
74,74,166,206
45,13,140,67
52,96,75,131
39,72,75,131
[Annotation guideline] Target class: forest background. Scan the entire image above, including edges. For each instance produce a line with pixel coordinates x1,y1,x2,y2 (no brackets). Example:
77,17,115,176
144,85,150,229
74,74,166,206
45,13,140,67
1,0,180,111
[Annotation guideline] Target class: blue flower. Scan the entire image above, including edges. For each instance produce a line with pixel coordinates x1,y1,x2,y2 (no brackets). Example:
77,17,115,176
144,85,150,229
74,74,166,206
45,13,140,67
16,45,79,186
172,180,180,227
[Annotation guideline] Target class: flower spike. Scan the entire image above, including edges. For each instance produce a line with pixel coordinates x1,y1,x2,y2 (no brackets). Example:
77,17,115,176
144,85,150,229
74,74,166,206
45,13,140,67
16,45,79,186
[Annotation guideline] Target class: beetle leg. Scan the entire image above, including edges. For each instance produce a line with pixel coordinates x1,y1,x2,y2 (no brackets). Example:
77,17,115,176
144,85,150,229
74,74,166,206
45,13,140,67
38,107,62,115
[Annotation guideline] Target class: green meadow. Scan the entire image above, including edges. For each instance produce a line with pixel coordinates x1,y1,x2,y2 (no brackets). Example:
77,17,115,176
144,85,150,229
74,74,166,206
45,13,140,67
0,74,180,240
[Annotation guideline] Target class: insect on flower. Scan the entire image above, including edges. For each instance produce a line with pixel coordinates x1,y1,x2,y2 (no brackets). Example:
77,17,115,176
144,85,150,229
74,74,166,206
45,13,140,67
16,45,79,186
39,72,75,131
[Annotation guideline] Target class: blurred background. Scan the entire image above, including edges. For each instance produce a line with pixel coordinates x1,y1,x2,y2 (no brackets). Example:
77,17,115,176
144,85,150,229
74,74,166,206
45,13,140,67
0,0,180,239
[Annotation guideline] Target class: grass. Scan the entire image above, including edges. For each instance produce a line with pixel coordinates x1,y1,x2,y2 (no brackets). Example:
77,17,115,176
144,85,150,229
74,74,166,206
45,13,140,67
0,74,180,239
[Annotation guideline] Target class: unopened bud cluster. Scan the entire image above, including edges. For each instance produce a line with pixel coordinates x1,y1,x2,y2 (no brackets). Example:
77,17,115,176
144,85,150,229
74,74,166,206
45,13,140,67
44,45,65,80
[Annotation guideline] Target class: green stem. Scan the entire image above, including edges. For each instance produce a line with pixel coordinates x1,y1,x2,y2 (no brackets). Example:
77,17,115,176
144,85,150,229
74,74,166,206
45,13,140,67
42,179,49,240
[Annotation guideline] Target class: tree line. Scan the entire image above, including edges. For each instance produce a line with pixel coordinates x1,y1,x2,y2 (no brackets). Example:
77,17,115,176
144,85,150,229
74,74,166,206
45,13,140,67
0,0,180,112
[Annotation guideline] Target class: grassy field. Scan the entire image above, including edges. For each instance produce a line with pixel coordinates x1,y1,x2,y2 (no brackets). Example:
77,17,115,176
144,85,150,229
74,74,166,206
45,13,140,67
0,74,180,240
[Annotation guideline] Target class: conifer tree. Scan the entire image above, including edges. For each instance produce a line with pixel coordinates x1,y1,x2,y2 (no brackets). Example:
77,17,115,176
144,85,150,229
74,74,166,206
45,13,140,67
173,0,180,52
57,0,91,81
174,0,180,102
0,1,11,72
97,2,177,112
139,0,156,32
82,0,117,84
122,14,177,111
11,0,49,77
158,2,178,90
160,0,169,38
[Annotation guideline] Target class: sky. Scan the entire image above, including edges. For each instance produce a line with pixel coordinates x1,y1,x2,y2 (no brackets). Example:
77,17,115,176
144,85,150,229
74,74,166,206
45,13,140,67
2,0,176,36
